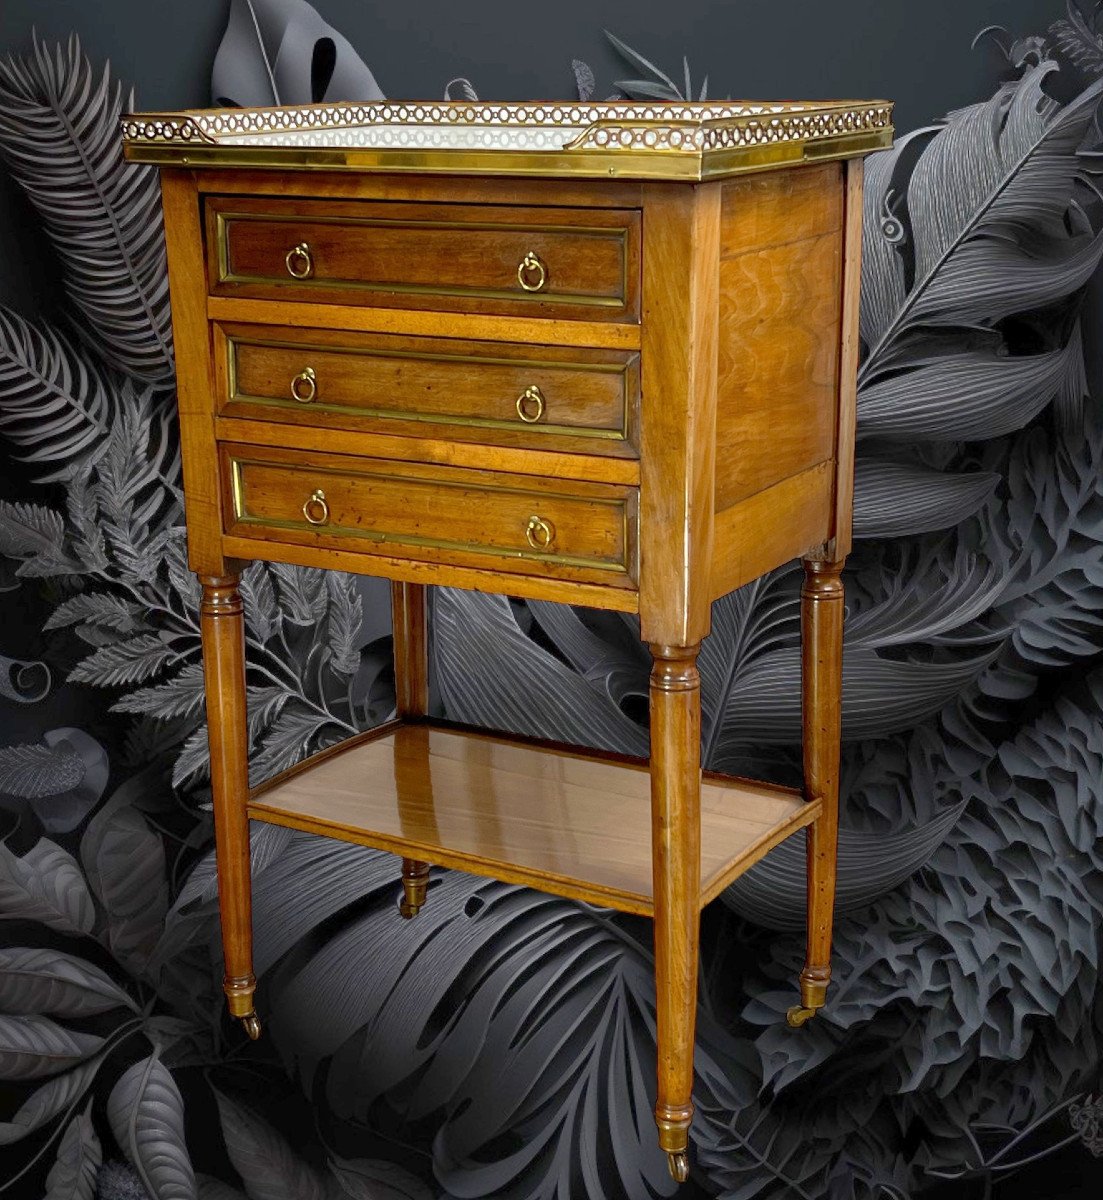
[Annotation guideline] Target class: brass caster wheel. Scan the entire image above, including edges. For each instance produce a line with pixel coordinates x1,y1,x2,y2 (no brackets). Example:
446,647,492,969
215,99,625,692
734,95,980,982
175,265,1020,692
666,1151,689,1183
398,899,422,919
786,1005,817,1028
241,1012,262,1040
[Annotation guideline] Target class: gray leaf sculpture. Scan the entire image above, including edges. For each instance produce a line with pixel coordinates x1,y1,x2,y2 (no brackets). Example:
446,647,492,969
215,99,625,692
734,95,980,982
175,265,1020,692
44,1105,100,1200
0,948,136,1017
0,36,174,386
211,0,384,107
106,1053,197,1200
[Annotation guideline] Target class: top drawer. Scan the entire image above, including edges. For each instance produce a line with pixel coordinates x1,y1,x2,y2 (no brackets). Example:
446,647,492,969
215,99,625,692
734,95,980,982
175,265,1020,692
206,197,640,322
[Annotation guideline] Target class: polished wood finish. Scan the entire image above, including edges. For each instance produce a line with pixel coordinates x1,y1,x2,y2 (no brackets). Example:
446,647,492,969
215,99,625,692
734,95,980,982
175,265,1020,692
214,415,639,487
392,580,432,912
831,159,865,563
206,295,643,351
220,442,638,587
715,164,843,512
710,462,834,599
153,125,872,1177
638,183,720,648
199,576,257,1035
246,720,812,916
219,533,642,613
789,560,845,1026
161,171,225,577
207,196,641,322
648,645,702,1172
214,322,639,457
191,168,647,210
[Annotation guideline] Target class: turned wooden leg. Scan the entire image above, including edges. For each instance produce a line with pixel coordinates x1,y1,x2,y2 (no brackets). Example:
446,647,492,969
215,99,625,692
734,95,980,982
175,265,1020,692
649,643,702,1184
788,559,845,1029
392,582,433,917
200,574,259,1040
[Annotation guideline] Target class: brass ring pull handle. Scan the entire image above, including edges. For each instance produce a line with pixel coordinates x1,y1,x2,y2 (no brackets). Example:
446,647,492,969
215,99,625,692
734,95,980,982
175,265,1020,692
517,250,548,293
525,514,555,551
302,488,330,526
290,366,317,403
515,384,546,423
285,241,314,279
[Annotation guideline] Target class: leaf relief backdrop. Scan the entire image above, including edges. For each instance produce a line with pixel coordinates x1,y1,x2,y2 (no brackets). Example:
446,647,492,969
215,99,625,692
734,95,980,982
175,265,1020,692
1,2,1103,1198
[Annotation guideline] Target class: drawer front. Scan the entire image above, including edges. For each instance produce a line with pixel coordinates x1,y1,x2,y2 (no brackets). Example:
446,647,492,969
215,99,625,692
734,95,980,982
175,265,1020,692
207,197,640,321
216,324,639,454
221,444,637,586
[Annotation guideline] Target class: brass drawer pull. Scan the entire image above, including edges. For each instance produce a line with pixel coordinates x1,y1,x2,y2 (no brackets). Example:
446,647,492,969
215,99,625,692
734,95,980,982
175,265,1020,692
290,366,317,403
517,250,548,293
515,384,545,423
285,241,314,279
525,514,555,551
302,488,329,526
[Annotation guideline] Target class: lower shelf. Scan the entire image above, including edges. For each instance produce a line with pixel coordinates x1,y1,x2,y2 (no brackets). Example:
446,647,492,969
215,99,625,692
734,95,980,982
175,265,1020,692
247,720,819,916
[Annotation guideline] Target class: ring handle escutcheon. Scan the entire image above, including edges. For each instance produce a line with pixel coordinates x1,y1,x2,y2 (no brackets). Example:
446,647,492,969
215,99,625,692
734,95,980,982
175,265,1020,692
517,250,548,293
285,241,314,279
302,488,330,526
525,514,555,551
291,366,317,403
515,384,546,423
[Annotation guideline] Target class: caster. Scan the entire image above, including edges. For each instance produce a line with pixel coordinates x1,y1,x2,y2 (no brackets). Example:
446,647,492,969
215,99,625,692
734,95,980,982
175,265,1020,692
241,1012,262,1040
786,1005,817,1028
398,898,422,919
666,1151,688,1183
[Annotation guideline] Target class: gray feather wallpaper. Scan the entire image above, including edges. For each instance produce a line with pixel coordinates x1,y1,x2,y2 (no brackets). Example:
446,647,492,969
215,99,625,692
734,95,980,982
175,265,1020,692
1,0,1102,1197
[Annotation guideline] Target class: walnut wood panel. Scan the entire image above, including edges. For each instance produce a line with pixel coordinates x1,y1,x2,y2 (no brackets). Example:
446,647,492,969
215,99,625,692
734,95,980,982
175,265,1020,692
206,296,642,351
213,415,639,486
220,441,639,587
719,162,843,258
206,196,641,322
195,168,645,211
637,182,721,647
214,322,640,457
714,166,844,512
710,461,834,599
830,158,864,563
246,721,813,916
161,170,224,575
219,533,641,612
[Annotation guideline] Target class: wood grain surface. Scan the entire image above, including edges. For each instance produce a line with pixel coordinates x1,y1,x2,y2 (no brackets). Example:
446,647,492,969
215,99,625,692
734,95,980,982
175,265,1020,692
247,720,813,916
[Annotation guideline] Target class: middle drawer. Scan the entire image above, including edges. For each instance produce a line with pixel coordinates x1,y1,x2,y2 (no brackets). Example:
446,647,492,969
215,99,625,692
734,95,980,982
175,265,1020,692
214,323,639,456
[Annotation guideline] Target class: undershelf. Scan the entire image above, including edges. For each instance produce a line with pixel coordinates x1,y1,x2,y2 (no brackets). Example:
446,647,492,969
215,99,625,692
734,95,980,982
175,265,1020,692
247,719,818,916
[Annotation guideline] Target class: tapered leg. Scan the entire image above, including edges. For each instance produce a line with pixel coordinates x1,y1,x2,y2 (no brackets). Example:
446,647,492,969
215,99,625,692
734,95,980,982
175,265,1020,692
392,582,433,916
649,643,702,1184
200,574,259,1040
788,559,845,1029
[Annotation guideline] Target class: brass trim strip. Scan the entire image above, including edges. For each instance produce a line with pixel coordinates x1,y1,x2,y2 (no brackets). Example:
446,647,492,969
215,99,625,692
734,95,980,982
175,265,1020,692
214,209,631,309
122,100,894,182
228,453,634,575
224,332,635,443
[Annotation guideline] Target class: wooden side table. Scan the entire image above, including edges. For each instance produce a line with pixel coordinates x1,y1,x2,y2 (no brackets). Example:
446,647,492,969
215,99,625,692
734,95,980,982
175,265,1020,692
124,98,892,1183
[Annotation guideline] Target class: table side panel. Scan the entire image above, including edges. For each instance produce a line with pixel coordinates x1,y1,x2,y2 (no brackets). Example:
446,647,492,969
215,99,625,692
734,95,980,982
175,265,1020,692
714,163,844,512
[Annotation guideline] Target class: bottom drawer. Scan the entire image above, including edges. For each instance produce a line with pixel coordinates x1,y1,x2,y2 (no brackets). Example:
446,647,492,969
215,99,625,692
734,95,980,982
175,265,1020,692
220,443,638,587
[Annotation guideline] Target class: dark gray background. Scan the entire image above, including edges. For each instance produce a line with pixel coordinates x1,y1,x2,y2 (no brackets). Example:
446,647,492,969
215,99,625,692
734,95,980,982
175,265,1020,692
0,0,1063,313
